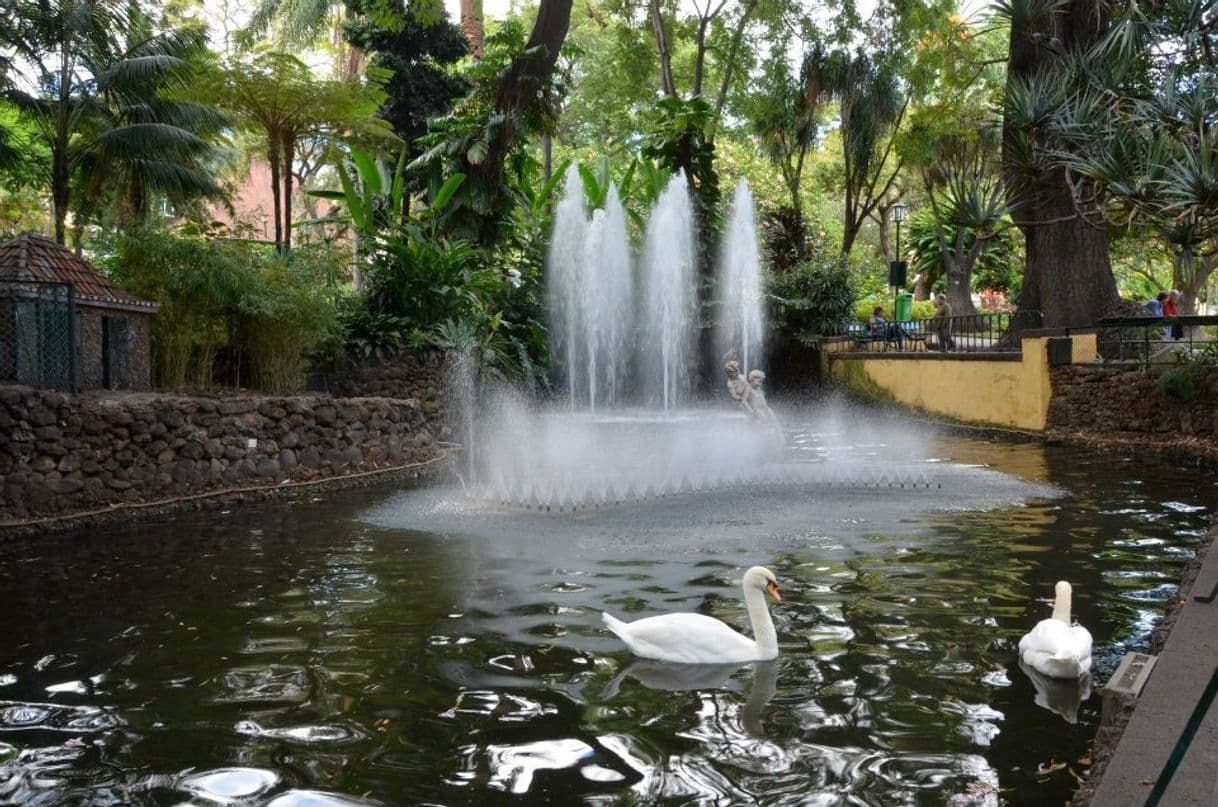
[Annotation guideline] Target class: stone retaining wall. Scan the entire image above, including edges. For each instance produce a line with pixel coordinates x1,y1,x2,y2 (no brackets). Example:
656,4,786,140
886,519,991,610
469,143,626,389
327,351,448,421
0,388,438,521
1048,364,1218,439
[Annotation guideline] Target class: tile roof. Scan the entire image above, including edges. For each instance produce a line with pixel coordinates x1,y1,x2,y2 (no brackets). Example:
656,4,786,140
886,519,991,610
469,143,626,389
0,233,157,312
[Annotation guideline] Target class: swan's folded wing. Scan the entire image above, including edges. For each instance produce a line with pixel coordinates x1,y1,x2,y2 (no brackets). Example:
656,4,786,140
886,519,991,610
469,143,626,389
616,613,757,663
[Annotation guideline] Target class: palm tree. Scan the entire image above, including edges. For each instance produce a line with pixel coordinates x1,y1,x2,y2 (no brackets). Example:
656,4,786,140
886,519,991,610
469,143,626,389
4,0,224,244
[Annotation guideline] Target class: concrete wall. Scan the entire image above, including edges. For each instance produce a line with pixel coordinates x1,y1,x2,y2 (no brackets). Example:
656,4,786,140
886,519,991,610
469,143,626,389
0,388,438,520
828,335,1097,431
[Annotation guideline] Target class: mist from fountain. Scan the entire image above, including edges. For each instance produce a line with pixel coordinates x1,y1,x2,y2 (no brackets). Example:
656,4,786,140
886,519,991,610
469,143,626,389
640,173,697,411
716,180,765,374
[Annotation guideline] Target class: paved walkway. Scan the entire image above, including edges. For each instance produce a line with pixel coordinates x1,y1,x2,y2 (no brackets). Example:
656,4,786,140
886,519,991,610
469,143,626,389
1088,533,1218,805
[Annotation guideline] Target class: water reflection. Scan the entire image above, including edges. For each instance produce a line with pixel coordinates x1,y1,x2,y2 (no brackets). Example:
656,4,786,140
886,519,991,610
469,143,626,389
0,428,1213,805
1019,660,1092,725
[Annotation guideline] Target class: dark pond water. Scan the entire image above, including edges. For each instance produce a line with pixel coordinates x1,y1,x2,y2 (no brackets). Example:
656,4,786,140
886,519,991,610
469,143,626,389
1,416,1215,806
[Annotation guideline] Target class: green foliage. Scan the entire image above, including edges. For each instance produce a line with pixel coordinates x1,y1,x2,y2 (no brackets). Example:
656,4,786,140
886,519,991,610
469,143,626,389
411,19,569,245
768,254,859,341
346,228,549,387
4,0,224,242
344,1,469,151
641,96,720,237
106,229,340,391
854,297,937,323
1161,345,1218,404
908,208,1021,297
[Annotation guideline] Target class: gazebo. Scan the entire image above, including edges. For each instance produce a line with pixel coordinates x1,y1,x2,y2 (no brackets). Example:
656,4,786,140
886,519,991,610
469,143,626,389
0,233,157,392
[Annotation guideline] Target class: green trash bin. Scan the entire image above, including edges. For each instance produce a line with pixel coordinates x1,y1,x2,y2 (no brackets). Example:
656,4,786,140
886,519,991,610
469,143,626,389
895,292,913,322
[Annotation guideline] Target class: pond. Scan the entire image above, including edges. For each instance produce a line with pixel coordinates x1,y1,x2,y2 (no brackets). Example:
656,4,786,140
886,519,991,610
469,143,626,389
1,411,1214,806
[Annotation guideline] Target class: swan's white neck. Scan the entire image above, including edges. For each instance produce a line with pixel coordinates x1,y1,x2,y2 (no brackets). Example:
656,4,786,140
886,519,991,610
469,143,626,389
743,582,778,658
1052,584,1072,624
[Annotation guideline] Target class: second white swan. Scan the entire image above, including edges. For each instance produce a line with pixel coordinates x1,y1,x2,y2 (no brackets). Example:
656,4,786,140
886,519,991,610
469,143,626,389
602,566,781,664
1019,580,1093,679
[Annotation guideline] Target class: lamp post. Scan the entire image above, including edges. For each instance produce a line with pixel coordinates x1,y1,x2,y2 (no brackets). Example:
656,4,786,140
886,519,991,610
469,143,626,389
889,200,909,322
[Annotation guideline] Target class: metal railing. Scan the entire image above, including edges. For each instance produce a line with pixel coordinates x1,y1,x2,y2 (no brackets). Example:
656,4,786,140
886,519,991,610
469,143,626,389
825,310,1043,354
1097,316,1218,364
0,279,77,392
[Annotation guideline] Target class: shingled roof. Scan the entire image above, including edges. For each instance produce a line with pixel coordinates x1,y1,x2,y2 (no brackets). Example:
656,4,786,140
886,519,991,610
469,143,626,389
0,233,157,313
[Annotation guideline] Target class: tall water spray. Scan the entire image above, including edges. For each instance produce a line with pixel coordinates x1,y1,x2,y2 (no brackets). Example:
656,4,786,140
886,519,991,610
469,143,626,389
579,186,633,410
547,165,588,407
640,174,698,411
716,180,766,374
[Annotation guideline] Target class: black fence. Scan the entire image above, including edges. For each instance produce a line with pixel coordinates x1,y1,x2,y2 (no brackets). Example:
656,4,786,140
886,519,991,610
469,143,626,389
0,279,76,392
827,310,1044,353
1096,316,1218,364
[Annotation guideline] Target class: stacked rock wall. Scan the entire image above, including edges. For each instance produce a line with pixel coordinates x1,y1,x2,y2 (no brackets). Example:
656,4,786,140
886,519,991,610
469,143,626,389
327,352,449,423
1047,364,1218,439
0,389,437,520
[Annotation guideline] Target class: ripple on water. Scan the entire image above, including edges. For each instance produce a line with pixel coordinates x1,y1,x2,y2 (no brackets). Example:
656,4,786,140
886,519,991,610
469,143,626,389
180,767,279,802
451,738,596,794
265,789,382,806
217,666,309,704
0,701,121,733
234,720,367,745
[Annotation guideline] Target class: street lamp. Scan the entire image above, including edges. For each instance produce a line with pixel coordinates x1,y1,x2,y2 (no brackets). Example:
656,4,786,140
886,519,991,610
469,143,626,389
889,200,909,323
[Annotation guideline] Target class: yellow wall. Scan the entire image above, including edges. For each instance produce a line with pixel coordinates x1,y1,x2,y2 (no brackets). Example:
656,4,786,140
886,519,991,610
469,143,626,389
828,334,1096,431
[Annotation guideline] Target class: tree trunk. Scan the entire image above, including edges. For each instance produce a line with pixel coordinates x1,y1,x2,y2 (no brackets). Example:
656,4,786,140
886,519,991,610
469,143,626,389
268,136,283,251
1175,253,1215,315
1003,0,1120,328
465,0,573,244
944,251,980,316
53,40,73,246
461,0,485,59
542,133,553,184
282,131,296,252
649,0,677,98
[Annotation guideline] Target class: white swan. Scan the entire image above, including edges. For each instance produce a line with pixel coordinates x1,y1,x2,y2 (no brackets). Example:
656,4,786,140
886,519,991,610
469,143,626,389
601,566,781,664
1018,581,1093,679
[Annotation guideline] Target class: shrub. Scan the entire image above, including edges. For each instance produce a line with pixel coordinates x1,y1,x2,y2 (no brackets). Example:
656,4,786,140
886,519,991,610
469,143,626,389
854,297,937,323
768,254,858,341
106,229,341,391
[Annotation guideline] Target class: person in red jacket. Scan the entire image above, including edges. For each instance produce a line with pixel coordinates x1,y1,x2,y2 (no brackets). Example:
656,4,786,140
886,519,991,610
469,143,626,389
1163,289,1182,340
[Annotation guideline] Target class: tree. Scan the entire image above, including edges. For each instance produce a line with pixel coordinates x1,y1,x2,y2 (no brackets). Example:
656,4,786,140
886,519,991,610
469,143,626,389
196,52,392,252
836,51,906,257
4,0,223,244
344,4,469,153
1001,0,1122,327
413,0,574,245
1043,0,1218,314
747,39,836,260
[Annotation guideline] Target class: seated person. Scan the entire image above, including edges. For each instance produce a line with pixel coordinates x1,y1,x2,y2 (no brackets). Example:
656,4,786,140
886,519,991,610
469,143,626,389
867,305,905,349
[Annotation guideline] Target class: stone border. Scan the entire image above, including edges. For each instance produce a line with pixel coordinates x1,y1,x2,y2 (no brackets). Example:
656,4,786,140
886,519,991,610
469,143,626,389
0,448,455,540
1071,518,1217,805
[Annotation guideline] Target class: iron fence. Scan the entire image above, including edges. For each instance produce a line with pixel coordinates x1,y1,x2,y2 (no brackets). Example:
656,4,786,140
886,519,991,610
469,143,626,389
0,279,76,392
825,310,1043,353
1096,316,1218,364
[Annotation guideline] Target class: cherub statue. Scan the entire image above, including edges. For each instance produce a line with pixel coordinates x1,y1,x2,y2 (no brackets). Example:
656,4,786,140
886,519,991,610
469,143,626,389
745,368,784,446
723,350,751,412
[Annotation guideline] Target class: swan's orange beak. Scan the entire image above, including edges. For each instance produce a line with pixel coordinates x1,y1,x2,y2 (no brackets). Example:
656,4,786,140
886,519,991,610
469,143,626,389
766,581,781,602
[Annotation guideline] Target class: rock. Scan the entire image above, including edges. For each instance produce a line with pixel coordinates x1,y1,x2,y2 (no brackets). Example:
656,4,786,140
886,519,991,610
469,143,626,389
279,449,297,470
107,479,132,491
57,454,80,474
299,446,321,468
255,458,281,477
171,460,199,484
32,455,56,473
157,449,176,465
47,478,83,495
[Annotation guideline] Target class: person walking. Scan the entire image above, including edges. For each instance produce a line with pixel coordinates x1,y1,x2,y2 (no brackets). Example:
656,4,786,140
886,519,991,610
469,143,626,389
933,293,955,351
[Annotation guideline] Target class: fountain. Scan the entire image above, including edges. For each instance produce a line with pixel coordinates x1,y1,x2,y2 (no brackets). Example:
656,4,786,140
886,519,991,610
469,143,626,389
639,174,698,411
716,180,765,376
